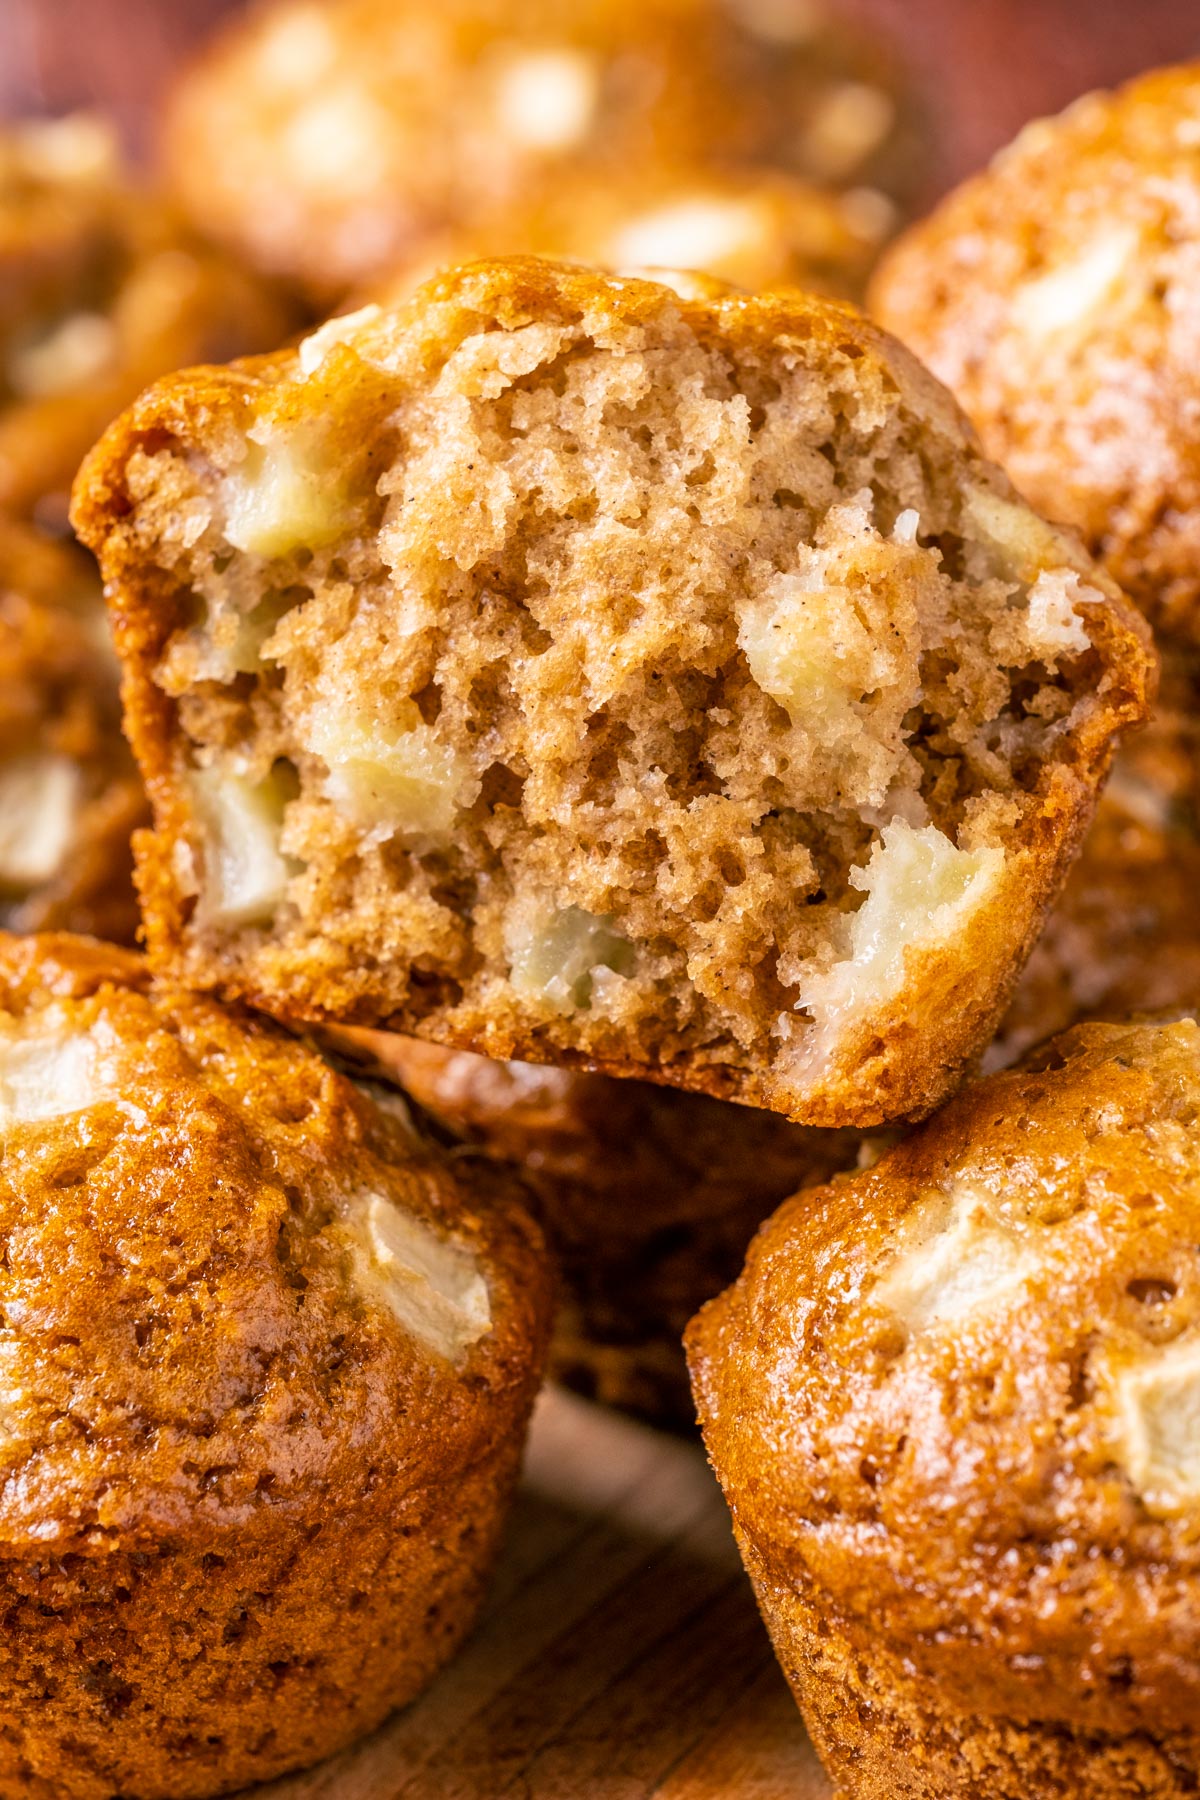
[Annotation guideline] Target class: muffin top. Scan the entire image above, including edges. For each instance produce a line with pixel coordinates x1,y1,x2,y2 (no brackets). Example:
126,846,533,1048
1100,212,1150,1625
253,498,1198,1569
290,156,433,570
0,933,550,1558
163,0,919,298
0,516,144,941
689,1017,1200,1736
0,113,294,522
871,63,1200,643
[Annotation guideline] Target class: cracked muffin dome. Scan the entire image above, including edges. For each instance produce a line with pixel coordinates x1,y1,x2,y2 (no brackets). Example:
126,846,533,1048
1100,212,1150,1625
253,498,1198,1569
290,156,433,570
163,0,920,302
0,112,295,526
368,163,898,309
73,258,1153,1128
995,643,1200,1067
870,62,1200,646
0,933,551,1799
688,1016,1200,1799
336,1030,860,1425
0,516,145,942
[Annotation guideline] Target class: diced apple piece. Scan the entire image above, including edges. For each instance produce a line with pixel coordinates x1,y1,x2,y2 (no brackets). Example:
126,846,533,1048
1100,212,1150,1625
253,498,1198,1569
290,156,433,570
873,1182,1037,1333
341,1188,491,1362
1112,1336,1200,1515
0,1014,113,1124
492,49,599,151
191,764,295,929
305,698,476,841
1010,227,1141,340
964,485,1076,580
0,755,79,888
796,822,1005,1049
223,437,349,558
506,903,634,1013
611,198,765,276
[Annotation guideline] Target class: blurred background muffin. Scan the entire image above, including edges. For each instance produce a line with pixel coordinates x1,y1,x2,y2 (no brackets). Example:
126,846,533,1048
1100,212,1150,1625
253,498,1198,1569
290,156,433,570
0,514,145,941
159,0,924,303
0,112,296,527
368,163,897,306
9,0,1200,194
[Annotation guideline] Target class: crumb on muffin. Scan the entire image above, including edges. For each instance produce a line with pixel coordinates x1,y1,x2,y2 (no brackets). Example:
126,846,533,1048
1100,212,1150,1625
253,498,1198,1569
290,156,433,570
73,258,1153,1127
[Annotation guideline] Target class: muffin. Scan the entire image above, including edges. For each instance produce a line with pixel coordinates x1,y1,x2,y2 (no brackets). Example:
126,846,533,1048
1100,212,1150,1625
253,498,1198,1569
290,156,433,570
0,932,551,1799
871,62,1200,645
0,515,145,941
163,0,921,303
369,164,897,307
996,642,1200,1064
688,1015,1200,1798
336,1030,860,1424
0,112,295,525
72,257,1152,1128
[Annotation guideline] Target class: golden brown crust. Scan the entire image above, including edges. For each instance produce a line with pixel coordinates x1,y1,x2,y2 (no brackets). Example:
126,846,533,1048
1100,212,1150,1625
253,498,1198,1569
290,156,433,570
870,62,1200,644
334,1030,859,1424
688,1017,1200,1793
0,932,552,1796
0,114,298,524
753,1560,1199,1800
0,516,145,942
164,0,922,300
73,258,1153,1128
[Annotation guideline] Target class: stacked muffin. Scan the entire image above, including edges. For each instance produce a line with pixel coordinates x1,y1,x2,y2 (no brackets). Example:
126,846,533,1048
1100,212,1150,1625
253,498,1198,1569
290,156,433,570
4,3,1200,1796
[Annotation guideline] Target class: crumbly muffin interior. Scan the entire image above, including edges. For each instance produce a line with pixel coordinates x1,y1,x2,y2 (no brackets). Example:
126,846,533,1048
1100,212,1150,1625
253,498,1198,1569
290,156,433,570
105,268,1132,1085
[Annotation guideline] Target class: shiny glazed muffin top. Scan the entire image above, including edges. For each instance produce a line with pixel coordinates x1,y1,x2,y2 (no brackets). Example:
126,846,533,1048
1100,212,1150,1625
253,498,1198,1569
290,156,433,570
0,933,550,1557
689,1017,1200,1737
871,63,1200,644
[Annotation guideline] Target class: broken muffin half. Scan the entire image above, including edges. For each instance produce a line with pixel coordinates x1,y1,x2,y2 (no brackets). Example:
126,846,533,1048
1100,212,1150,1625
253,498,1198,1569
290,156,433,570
74,258,1152,1126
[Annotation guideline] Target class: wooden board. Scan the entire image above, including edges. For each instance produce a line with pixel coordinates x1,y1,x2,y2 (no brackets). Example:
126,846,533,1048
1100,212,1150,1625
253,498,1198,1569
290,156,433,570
252,1388,832,1800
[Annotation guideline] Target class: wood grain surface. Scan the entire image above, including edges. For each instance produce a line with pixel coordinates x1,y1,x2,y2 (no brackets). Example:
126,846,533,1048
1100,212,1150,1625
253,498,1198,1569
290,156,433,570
251,1387,831,1800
